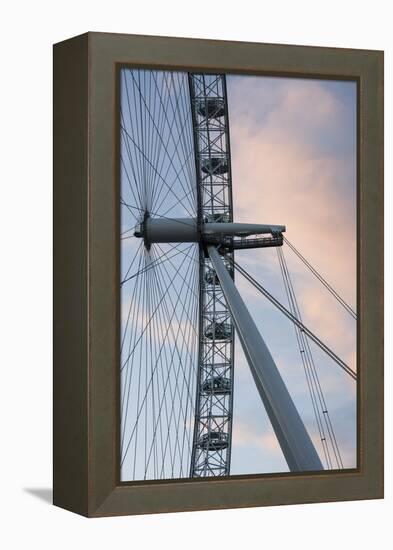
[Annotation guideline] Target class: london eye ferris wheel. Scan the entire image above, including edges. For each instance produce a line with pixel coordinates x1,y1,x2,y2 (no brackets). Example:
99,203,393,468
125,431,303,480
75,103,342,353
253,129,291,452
119,68,357,482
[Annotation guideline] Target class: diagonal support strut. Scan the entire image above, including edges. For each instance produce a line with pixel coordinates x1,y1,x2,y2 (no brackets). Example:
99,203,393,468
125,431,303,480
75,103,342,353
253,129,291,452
208,245,324,472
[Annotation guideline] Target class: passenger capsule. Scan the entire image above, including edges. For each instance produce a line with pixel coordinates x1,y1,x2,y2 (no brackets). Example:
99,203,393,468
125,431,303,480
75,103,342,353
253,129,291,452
196,97,225,118
204,322,232,341
205,268,219,285
201,157,229,175
203,212,230,223
201,376,231,395
197,431,229,451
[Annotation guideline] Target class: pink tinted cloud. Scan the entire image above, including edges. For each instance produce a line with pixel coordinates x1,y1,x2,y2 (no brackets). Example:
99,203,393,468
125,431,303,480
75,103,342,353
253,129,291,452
228,77,357,468
229,77,356,320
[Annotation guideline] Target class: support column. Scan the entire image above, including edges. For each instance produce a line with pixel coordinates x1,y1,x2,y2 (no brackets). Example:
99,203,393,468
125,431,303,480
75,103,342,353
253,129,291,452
208,246,323,472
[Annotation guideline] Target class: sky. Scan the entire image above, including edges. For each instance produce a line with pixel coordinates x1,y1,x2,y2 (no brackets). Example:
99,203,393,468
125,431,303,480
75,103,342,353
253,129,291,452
226,74,357,474
119,69,357,480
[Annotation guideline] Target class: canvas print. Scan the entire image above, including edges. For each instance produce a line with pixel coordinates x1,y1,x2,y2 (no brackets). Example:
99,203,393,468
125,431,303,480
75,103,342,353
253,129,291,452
119,69,357,481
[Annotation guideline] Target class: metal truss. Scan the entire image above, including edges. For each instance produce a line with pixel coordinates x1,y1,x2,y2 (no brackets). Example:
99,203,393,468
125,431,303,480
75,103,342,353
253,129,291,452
188,73,235,477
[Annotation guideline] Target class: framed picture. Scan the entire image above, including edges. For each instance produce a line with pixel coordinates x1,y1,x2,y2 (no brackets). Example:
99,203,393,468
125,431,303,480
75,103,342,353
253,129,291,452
53,32,383,517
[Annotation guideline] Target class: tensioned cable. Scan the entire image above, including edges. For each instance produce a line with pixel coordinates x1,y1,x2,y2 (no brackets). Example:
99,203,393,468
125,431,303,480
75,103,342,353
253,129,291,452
120,244,198,469
277,247,344,469
129,71,196,215
120,245,197,372
228,256,357,381
149,245,198,477
120,199,197,231
276,247,332,468
148,71,196,214
121,123,195,218
120,68,199,479
283,236,357,320
122,76,144,209
150,71,195,213
121,241,198,287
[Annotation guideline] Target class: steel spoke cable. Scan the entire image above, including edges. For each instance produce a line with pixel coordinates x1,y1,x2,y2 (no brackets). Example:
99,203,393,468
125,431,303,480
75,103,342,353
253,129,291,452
121,239,184,286
121,225,138,237
283,236,357,320
145,245,198,473
180,267,199,474
121,240,143,290
180,73,197,176
139,244,198,474
145,258,197,477
122,72,145,205
127,70,149,208
229,256,357,380
147,261,172,477
120,196,198,232
149,263,184,475
120,68,199,478
144,246,150,473
148,70,178,214
139,69,148,209
185,247,200,475
153,186,196,220
276,247,333,469
163,71,195,199
122,253,195,474
152,247,199,383
131,72,196,216
122,115,182,209
144,257,174,476
151,246,199,403
280,249,343,468
119,154,141,220
120,139,145,212
122,106,188,212
160,71,193,192
120,245,196,465
151,148,195,216
120,243,144,353
120,245,194,371
120,248,146,417
132,249,149,477
121,123,195,218
124,248,147,476
148,71,196,213
277,247,344,468
120,248,148,450
124,68,144,192
120,109,145,209
131,70,148,209
120,148,143,213
120,203,143,239
137,69,176,206
174,71,197,195
121,241,198,287
150,138,195,216
121,243,182,287
148,83,195,217
149,250,198,476
145,71,156,213
155,243,199,307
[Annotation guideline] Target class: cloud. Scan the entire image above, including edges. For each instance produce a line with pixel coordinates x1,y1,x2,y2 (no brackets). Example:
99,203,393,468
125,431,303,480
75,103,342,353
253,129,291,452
229,77,356,303
228,75,356,355
232,420,282,454
226,76,357,472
